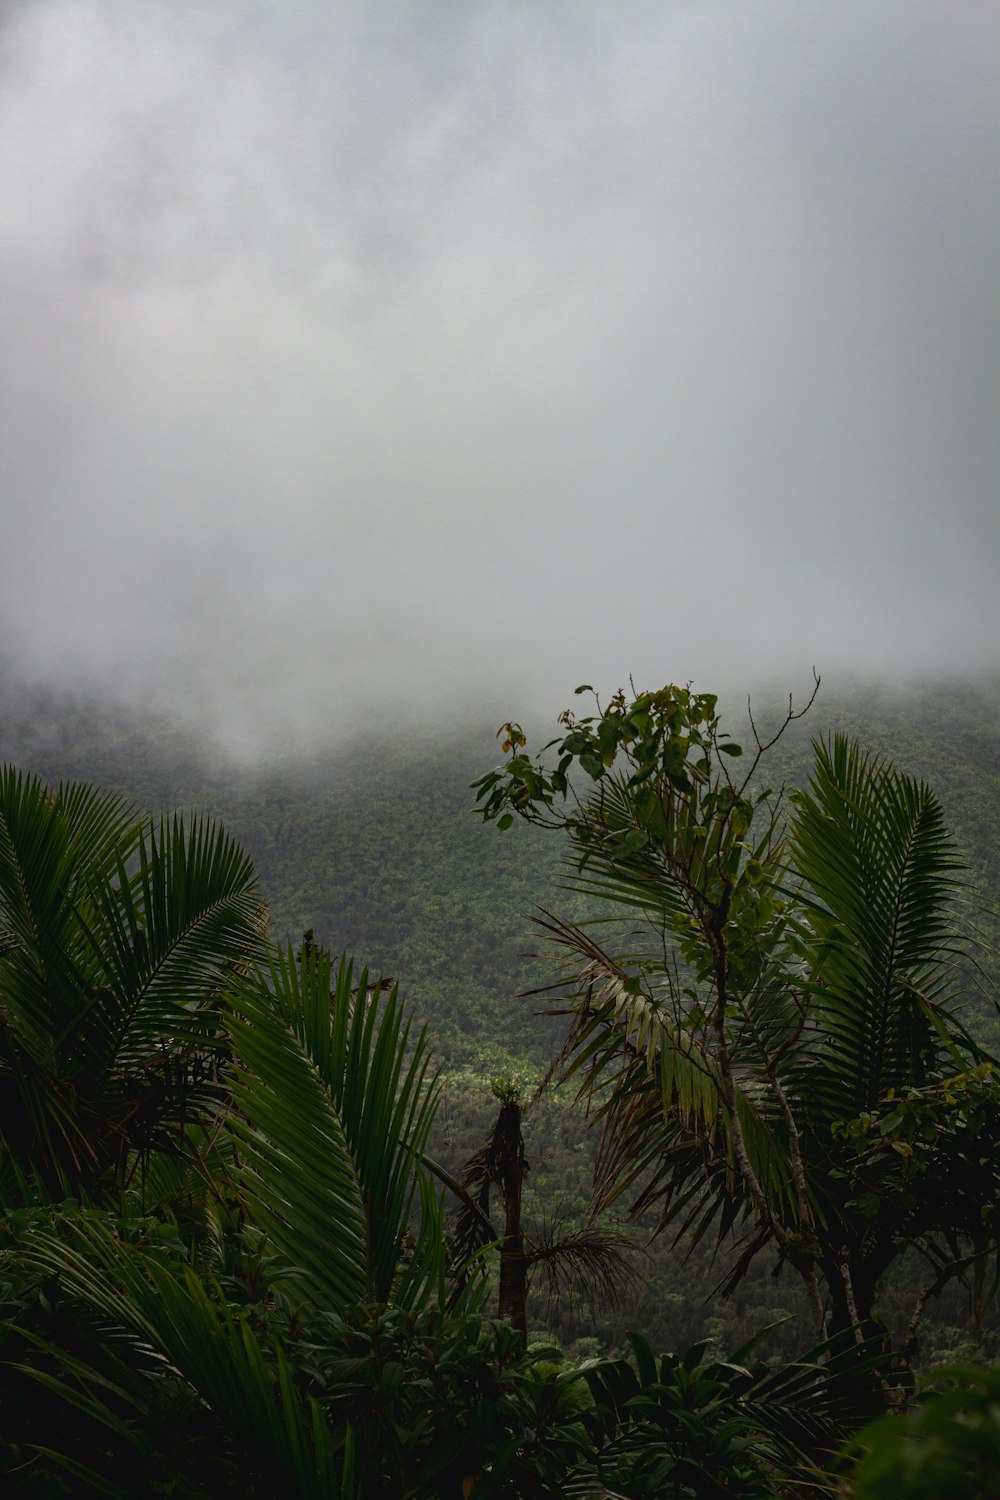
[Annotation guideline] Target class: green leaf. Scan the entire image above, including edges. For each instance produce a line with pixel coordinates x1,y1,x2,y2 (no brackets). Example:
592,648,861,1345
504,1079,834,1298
22,1219,351,1497
225,943,444,1314
0,768,264,1200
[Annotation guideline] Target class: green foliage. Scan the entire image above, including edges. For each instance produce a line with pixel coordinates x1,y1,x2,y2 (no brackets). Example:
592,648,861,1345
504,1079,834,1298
1,1200,863,1498
5,672,999,1068
225,943,446,1313
0,765,265,1202
302,1306,587,1497
3,674,1000,1492
789,734,970,1114
474,683,1000,1366
16,1215,354,1498
847,1364,1000,1499
578,1328,876,1498
305,1310,872,1498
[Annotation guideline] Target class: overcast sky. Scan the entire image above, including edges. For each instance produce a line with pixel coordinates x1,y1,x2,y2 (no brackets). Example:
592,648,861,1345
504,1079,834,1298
1,0,998,753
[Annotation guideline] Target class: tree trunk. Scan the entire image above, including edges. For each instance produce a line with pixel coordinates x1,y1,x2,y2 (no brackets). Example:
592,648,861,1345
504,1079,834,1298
819,1247,897,1418
494,1100,528,1342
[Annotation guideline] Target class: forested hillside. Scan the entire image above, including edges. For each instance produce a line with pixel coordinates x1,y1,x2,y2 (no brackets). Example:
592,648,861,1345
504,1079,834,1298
4,673,999,1354
2,672,998,1063
0,681,562,1066
3,669,1000,1494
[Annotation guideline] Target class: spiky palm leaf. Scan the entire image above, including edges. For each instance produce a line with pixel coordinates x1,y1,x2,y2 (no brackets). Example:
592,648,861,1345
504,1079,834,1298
0,768,265,1199
557,773,692,927
224,943,445,1314
533,911,805,1247
21,1217,354,1497
788,734,975,1124
0,769,139,1188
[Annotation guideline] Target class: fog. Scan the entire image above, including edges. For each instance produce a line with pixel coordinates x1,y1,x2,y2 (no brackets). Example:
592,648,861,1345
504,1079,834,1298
1,1,998,755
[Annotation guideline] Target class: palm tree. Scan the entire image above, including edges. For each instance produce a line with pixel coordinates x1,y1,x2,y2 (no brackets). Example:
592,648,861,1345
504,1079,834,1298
0,765,266,1203
474,685,1000,1364
20,1215,358,1498
783,736,998,1343
0,751,914,1491
452,1078,636,1342
0,773,446,1493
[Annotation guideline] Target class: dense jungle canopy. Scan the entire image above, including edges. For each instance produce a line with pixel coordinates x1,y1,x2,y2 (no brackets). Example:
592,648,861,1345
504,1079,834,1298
1,670,1000,1496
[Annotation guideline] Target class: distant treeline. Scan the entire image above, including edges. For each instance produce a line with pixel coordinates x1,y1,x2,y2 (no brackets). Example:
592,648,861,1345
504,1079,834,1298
2,670,997,1064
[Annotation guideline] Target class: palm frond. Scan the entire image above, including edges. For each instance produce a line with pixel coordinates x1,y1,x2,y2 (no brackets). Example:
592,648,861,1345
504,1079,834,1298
531,913,803,1242
224,943,444,1314
525,1217,639,1323
789,735,972,1117
22,1218,353,1497
84,812,266,1067
0,768,135,1066
0,773,265,1196
555,773,691,926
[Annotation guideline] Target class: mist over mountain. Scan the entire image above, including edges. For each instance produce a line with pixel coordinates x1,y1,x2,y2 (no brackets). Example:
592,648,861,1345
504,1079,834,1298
2,2,999,1451
2,1,997,756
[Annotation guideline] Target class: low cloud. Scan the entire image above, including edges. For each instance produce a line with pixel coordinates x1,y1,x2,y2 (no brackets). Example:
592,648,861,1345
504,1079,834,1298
1,1,997,754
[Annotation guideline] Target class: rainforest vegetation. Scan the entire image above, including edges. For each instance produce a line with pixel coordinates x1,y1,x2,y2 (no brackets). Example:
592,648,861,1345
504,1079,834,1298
2,670,1000,1496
